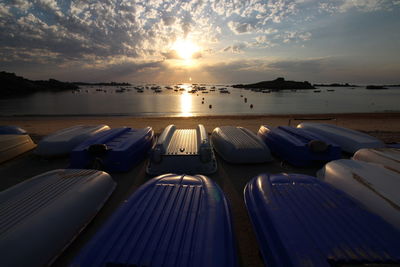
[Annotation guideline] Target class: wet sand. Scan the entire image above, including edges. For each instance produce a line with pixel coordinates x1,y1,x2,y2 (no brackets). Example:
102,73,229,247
0,113,399,266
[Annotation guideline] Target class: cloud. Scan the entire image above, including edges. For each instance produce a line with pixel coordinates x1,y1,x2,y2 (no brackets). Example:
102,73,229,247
268,58,329,73
0,0,398,83
318,0,398,13
0,0,313,67
253,36,275,48
228,21,255,34
223,42,248,53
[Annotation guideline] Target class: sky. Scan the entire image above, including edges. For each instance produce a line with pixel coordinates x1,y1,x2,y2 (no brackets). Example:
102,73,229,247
0,0,399,84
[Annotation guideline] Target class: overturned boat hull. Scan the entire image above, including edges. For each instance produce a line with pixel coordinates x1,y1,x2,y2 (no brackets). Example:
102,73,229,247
0,125,27,135
0,169,116,266
70,127,155,172
297,122,385,154
147,124,217,175
258,125,341,166
353,147,400,173
73,173,237,267
245,173,400,266
0,134,36,164
212,126,272,163
317,159,400,229
35,125,110,157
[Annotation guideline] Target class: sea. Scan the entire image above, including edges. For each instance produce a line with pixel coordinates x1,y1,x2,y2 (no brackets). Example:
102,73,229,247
0,84,399,117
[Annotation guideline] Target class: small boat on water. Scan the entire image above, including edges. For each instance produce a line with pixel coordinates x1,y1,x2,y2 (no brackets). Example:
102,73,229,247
211,126,272,163
147,124,217,175
0,169,116,266
257,125,341,166
244,173,400,266
35,125,110,157
0,125,27,135
0,134,36,163
70,127,155,172
297,122,385,153
317,159,400,229
353,147,400,173
72,173,237,267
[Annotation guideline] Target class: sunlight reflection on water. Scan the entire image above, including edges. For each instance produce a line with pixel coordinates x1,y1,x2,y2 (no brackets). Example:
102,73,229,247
180,91,193,117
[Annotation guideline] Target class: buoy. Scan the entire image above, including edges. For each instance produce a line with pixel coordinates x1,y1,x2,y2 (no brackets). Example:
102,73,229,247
244,98,247,103
209,104,212,109
202,101,204,104
202,97,204,100
250,104,253,108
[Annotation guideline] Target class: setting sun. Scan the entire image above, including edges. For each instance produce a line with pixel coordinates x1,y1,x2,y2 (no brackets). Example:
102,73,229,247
172,39,200,60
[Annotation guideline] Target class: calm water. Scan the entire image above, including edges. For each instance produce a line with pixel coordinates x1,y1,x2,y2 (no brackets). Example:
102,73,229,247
0,85,399,116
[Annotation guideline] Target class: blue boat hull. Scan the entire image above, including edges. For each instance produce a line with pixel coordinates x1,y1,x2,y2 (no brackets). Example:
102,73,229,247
244,173,400,266
0,125,27,135
258,125,341,166
70,127,154,172
72,174,237,267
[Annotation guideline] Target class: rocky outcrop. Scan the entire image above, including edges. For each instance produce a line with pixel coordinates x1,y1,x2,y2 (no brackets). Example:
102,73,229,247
232,77,315,90
0,71,78,98
366,85,388,90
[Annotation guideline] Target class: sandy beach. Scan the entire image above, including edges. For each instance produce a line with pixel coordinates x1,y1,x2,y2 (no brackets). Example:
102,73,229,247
1,112,399,266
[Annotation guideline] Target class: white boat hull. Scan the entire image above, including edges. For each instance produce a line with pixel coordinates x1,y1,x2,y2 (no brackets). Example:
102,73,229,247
0,169,116,266
0,134,36,163
353,148,400,173
212,126,272,163
35,125,110,157
317,159,400,229
147,124,217,175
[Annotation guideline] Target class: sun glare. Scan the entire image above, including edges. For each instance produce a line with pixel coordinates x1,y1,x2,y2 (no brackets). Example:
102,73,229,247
180,90,193,117
173,39,200,60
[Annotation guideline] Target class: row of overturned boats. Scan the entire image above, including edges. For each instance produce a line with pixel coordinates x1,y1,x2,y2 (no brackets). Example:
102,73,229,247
0,123,400,266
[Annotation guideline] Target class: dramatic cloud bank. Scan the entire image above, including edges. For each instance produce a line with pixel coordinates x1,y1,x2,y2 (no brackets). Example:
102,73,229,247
0,0,399,83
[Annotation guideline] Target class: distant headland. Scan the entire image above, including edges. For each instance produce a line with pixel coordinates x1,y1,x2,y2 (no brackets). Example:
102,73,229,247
0,71,78,98
0,71,133,98
313,83,358,87
73,82,131,86
232,77,315,90
366,85,388,90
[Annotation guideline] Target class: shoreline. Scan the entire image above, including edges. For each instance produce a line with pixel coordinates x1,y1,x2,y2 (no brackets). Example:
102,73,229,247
1,113,400,138
1,111,400,118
